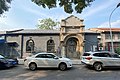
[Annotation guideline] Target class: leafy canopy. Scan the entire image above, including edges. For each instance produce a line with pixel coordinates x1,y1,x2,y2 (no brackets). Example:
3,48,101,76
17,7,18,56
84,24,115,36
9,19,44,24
32,0,95,14
0,0,95,15
37,18,59,30
0,0,12,15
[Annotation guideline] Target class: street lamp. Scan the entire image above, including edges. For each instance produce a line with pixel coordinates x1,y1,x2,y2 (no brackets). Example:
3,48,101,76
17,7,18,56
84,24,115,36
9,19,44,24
109,3,120,53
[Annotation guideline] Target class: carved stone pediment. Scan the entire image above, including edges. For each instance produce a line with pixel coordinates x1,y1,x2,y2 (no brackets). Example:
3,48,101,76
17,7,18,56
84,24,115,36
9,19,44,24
61,15,84,27
60,15,85,34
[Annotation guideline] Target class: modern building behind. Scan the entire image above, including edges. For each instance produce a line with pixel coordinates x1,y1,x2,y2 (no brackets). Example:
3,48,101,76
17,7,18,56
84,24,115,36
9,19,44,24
89,28,120,52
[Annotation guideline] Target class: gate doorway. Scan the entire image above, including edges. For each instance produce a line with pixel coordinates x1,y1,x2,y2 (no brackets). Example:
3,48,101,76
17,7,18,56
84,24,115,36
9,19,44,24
66,37,79,59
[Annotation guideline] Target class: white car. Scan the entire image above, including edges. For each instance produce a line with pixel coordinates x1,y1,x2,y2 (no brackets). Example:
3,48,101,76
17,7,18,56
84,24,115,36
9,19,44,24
81,51,120,71
24,52,72,71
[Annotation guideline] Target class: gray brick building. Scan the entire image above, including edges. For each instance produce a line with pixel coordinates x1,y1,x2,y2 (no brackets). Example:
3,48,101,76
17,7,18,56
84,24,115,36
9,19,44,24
0,15,99,59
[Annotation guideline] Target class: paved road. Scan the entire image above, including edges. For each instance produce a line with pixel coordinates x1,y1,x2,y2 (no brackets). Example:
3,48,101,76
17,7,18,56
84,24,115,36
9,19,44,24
0,65,120,80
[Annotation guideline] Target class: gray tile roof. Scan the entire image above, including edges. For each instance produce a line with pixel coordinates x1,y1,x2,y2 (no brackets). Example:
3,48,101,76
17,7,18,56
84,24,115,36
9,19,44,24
0,29,99,35
0,31,6,34
6,29,60,34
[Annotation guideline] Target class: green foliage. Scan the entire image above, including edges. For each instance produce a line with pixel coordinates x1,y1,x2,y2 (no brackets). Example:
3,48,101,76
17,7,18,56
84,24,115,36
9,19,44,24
37,18,59,30
0,0,12,15
32,0,95,14
0,0,95,15
115,46,120,55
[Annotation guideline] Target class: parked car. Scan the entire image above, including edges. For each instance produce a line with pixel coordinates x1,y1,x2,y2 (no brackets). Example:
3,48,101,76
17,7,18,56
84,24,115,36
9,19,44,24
24,52,72,71
81,51,120,71
0,55,18,69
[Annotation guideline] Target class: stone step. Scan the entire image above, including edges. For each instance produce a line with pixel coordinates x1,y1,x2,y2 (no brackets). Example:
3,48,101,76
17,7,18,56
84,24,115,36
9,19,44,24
71,60,81,65
17,59,24,65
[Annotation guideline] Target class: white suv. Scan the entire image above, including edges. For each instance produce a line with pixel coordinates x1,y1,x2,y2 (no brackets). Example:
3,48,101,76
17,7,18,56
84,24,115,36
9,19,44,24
81,51,120,71
24,52,72,71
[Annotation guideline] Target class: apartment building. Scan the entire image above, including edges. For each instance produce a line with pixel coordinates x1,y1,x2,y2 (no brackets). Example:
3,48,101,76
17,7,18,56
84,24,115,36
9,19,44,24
89,28,120,51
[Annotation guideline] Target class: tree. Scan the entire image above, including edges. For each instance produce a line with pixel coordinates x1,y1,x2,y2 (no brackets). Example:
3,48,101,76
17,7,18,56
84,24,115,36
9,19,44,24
32,0,95,14
0,0,12,15
115,46,120,55
0,0,95,15
37,18,60,30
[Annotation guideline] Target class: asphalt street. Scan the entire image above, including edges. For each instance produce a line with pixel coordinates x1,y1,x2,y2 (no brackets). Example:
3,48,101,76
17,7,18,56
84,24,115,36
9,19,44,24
0,65,120,80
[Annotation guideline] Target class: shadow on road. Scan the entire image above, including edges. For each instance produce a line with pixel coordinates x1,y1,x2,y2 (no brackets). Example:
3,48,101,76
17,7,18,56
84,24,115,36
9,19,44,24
0,65,18,70
84,65,120,72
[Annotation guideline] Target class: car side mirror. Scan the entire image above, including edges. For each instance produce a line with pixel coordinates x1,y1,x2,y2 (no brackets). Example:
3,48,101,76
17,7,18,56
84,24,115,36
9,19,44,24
119,55,120,57
54,56,59,59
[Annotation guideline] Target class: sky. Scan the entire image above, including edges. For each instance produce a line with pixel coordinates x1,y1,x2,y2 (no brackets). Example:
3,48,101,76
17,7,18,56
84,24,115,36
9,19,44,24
0,0,120,31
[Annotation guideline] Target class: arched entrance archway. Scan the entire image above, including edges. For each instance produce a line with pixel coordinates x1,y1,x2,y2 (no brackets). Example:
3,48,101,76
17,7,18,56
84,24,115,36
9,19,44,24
66,37,79,59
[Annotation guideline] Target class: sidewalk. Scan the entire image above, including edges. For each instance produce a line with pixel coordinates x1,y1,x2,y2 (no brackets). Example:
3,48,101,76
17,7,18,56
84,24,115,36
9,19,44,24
71,59,81,65
17,59,24,65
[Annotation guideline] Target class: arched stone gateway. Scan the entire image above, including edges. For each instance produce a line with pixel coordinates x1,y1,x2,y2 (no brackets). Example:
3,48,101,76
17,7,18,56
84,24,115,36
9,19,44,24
60,15,85,59
62,34,84,59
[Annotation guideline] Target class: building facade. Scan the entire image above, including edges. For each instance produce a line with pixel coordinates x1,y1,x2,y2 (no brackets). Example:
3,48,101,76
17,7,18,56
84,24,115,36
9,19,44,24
89,28,120,52
0,15,99,59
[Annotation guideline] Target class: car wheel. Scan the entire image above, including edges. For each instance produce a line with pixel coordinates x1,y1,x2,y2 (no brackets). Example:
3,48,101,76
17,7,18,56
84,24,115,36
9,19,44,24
59,63,67,71
29,63,37,71
93,63,102,71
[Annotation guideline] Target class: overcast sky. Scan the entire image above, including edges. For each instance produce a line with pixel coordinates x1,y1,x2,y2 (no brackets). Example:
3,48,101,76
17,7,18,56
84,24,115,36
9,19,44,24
0,0,120,31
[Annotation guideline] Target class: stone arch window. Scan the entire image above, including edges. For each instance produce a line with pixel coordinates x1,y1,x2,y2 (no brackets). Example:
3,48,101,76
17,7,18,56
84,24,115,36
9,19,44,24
47,38,55,53
26,39,34,53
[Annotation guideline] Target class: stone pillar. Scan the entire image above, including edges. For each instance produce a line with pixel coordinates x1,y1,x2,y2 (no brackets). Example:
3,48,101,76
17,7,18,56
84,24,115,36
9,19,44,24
61,46,66,58
60,41,66,58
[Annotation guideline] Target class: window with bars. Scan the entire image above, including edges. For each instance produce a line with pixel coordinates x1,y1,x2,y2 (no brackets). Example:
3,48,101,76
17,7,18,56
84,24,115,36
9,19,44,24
47,39,55,53
118,34,120,39
105,33,116,40
105,34,110,40
26,39,34,53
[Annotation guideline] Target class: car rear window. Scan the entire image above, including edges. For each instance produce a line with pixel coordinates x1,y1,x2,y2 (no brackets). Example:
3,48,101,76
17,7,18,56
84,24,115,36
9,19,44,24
83,53,91,56
93,53,111,57
111,54,119,58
